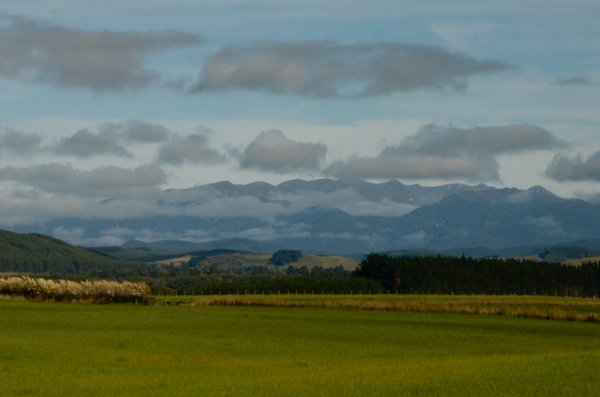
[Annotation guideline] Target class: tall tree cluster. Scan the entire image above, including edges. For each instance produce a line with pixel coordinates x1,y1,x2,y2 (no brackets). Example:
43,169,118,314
353,254,600,297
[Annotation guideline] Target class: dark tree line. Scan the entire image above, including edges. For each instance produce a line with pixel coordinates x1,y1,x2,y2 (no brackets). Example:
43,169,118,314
286,265,349,278
174,276,383,296
352,254,600,297
269,250,303,266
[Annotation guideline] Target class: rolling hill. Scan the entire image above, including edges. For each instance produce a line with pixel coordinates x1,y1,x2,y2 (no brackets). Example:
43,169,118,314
0,229,146,274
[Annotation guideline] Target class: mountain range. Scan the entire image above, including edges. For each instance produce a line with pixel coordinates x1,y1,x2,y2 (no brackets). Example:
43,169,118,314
8,178,600,256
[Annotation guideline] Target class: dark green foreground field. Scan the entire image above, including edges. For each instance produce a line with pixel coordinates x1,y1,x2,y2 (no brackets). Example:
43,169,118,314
1,299,599,396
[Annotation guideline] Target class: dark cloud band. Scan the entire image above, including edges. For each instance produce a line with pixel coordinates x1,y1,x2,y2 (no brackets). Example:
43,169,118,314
325,124,564,181
192,40,511,98
156,132,226,166
546,151,600,182
52,129,132,158
0,14,203,92
0,127,41,154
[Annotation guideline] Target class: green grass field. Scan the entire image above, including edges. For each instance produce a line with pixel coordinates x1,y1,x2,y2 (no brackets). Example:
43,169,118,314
1,298,600,396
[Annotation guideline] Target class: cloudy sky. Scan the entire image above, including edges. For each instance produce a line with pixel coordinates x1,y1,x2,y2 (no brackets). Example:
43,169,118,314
0,0,599,233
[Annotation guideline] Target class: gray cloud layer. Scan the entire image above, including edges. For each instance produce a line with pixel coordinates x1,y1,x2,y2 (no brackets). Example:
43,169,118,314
192,40,511,98
156,132,226,166
0,127,41,154
0,163,167,196
52,129,132,158
239,130,327,173
0,14,203,92
546,151,600,182
325,124,564,181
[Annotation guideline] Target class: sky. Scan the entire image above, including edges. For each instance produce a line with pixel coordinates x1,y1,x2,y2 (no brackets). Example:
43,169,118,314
0,0,599,239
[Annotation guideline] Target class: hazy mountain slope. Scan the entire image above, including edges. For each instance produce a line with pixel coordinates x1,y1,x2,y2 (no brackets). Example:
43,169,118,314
122,238,285,254
6,179,600,256
387,188,600,250
197,178,495,206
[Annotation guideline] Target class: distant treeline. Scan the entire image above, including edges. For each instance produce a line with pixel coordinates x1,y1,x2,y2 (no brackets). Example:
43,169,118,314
354,254,600,297
152,276,384,296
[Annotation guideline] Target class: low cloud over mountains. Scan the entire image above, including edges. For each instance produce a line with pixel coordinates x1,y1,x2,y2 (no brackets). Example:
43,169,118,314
0,118,594,247
7,178,600,255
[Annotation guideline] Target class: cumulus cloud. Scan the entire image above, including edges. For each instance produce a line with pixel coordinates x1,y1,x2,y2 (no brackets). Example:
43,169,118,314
0,127,41,154
0,121,173,159
156,131,226,166
52,129,132,158
546,151,600,182
192,40,511,98
0,14,203,92
239,130,327,173
325,124,564,181
98,121,171,143
0,163,167,197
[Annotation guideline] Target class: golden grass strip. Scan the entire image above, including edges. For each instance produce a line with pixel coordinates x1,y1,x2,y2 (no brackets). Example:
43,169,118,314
0,276,151,304
190,297,600,324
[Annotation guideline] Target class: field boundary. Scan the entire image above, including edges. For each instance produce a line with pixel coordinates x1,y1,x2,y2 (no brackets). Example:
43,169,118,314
190,296,600,323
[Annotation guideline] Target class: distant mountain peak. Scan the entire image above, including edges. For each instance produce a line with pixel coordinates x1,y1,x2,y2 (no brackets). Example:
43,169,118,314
527,185,556,196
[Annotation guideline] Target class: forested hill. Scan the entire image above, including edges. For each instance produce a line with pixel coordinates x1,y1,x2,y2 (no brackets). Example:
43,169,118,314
0,230,145,274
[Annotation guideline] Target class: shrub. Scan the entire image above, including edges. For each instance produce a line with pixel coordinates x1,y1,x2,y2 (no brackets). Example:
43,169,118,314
0,276,151,304
269,250,302,266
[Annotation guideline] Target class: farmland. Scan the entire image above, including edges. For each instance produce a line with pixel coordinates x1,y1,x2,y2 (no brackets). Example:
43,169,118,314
151,252,359,271
1,297,600,396
564,256,600,266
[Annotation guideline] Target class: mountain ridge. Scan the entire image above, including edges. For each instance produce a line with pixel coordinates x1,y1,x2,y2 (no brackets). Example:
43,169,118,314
7,178,600,256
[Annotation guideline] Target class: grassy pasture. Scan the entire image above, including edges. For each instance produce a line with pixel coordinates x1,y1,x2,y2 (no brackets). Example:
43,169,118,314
151,252,360,271
2,298,600,396
564,256,600,266
212,252,359,271
151,255,194,266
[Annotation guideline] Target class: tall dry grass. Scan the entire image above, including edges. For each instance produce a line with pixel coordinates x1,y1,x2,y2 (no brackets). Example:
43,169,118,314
0,276,151,304
190,296,600,324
